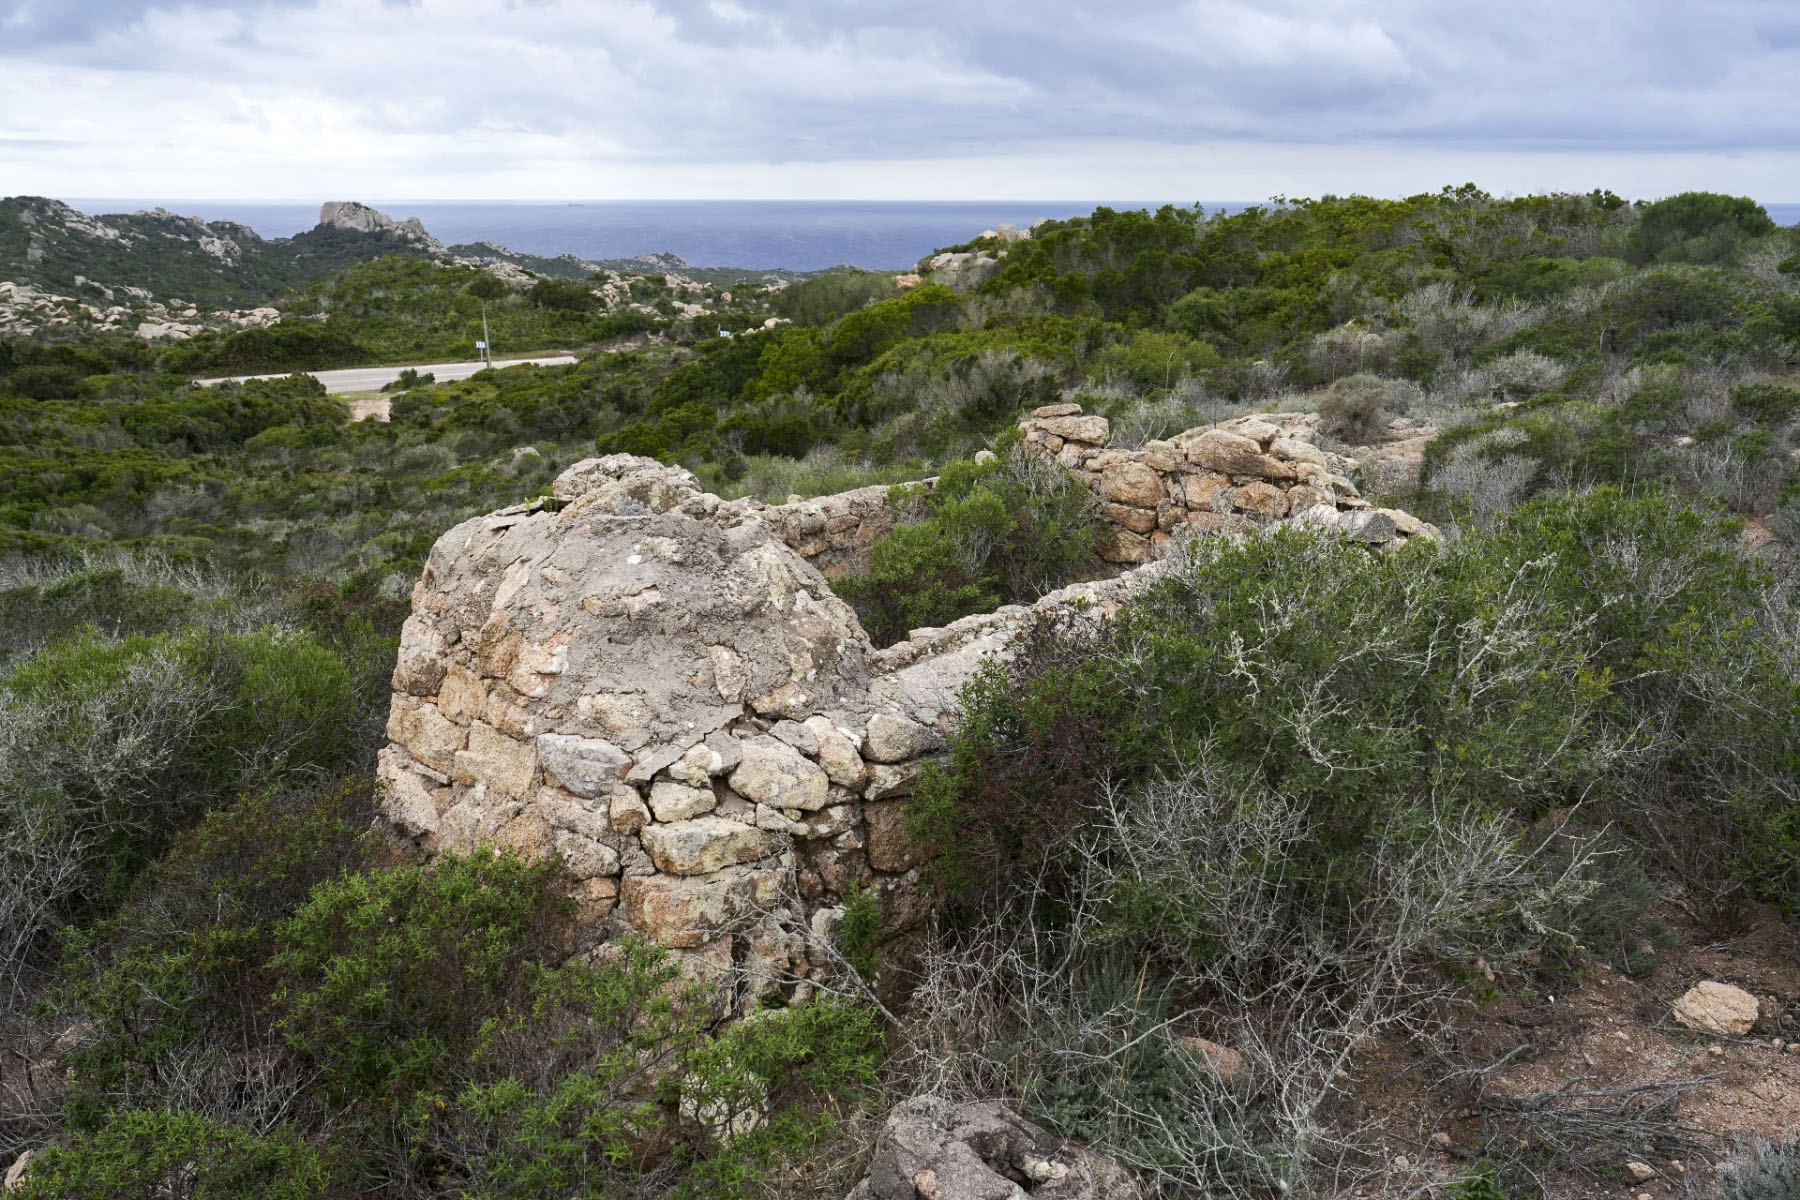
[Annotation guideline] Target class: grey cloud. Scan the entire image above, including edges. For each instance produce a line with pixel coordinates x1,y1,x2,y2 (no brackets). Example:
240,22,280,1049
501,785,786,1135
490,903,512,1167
633,0,1763,151
2,0,303,46
7,0,1800,171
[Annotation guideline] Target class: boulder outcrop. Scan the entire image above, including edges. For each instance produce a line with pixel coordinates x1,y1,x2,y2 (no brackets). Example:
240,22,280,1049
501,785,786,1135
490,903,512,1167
1671,980,1761,1036
317,201,444,252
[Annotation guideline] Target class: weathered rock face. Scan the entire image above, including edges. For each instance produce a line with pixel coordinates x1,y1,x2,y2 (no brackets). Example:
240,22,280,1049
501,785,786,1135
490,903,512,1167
0,277,281,342
4,1149,34,1193
847,1097,1141,1200
317,200,444,252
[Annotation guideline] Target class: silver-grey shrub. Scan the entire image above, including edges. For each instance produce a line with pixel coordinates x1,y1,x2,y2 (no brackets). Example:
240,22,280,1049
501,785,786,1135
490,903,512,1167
1398,282,1544,360
1722,1135,1800,1200
1433,428,1540,525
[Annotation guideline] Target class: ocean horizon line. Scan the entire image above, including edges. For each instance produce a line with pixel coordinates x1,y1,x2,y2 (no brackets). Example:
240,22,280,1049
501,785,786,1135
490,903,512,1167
47,196,1800,273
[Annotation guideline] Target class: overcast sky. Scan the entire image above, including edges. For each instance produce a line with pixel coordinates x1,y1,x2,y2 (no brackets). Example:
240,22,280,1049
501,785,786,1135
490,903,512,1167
4,0,1799,201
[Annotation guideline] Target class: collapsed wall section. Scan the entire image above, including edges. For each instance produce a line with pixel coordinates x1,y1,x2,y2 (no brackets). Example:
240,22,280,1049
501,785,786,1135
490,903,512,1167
752,403,1435,582
1020,401,1436,561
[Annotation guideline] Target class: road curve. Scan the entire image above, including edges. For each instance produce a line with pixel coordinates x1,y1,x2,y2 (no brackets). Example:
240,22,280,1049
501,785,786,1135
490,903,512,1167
194,355,579,395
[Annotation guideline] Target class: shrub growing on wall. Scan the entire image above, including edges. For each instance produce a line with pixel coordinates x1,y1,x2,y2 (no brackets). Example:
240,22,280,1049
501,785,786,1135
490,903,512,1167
834,443,1105,646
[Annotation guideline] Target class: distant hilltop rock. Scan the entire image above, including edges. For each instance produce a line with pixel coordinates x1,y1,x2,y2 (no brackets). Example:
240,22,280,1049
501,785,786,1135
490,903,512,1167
318,201,444,254
0,194,449,306
633,251,690,271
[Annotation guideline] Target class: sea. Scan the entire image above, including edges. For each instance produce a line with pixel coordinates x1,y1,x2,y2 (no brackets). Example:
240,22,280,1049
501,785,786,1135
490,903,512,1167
61,199,1800,274
61,200,1193,272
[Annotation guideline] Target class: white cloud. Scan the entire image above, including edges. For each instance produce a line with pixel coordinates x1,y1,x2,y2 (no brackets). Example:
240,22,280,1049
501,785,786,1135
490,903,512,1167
3,0,1799,199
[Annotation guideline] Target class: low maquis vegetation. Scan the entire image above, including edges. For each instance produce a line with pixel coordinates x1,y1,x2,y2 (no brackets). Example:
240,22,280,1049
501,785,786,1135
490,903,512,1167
904,488,1797,1195
0,188,1795,1198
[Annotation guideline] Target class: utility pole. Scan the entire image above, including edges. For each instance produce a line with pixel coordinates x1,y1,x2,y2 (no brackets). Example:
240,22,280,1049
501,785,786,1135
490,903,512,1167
480,303,494,369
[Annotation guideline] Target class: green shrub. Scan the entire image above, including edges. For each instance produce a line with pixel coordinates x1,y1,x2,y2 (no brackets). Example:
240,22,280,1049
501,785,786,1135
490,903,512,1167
8,364,91,401
206,629,360,779
1089,329,1221,391
57,830,883,1199
417,936,708,1197
834,447,1103,646
380,367,435,392
528,278,599,312
162,324,372,374
680,999,883,1198
1731,383,1800,425
0,623,357,990
1630,192,1776,264
1449,1162,1516,1200
770,271,898,325
12,1111,330,1200
273,855,881,1199
428,971,878,1200
57,783,376,1121
838,881,882,978
465,273,511,301
270,850,568,1103
1537,838,1673,976
0,565,199,664
912,524,1587,898
902,487,1797,1196
913,488,1797,907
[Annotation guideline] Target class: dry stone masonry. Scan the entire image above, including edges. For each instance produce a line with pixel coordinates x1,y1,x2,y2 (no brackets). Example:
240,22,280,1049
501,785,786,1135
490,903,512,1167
378,409,1436,1008
735,402,1434,587
1017,402,1438,563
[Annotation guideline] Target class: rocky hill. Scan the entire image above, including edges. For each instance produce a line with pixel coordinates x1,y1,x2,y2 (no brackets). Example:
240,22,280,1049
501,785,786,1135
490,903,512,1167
0,279,279,342
0,197,453,307
0,197,817,311
446,239,809,288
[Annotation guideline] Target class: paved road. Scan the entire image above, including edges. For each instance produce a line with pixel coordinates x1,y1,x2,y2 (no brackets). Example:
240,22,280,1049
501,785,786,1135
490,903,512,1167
195,355,578,395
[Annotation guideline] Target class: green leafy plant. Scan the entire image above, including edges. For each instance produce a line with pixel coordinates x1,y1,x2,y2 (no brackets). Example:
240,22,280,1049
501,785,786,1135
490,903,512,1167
12,1111,330,1200
269,850,568,1103
834,447,1104,646
838,881,882,978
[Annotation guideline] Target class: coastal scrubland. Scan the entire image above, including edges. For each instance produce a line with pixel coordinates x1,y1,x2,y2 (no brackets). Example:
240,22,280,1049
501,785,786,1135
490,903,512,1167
0,188,1797,1199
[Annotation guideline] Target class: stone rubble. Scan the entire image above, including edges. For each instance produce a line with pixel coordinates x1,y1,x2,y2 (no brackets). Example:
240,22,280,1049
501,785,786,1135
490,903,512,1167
1014,402,1438,564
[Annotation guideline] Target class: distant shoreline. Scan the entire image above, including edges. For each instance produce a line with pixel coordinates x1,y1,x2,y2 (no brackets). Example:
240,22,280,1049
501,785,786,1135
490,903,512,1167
54,197,1800,274
52,199,1248,271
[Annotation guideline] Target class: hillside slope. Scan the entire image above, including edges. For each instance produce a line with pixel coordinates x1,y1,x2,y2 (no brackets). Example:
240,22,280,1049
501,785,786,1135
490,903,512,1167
0,197,451,306
1,197,815,308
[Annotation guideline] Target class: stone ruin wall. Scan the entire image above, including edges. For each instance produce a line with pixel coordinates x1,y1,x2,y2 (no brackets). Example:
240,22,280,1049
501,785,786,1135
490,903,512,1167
757,401,1436,583
375,408,1437,1012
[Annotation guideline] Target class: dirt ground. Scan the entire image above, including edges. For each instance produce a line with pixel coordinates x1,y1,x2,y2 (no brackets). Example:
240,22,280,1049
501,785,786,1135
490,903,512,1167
341,389,391,422
1348,904,1800,1198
